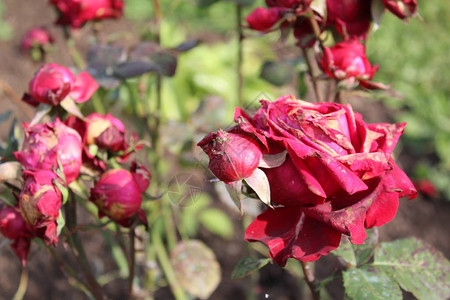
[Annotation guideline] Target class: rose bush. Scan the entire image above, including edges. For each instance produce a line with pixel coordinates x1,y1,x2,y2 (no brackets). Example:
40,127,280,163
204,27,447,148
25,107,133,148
14,118,83,184
18,170,63,245
23,63,98,106
50,0,124,28
200,96,417,266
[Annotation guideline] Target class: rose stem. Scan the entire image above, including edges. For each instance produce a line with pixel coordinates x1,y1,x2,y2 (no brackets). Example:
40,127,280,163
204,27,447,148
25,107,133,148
12,267,28,300
236,2,244,106
152,228,187,300
127,227,136,298
300,261,321,300
301,47,323,102
65,191,104,300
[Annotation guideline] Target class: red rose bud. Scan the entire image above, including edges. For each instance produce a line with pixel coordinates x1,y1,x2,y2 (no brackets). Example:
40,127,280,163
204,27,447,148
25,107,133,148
90,169,143,223
130,161,151,193
382,0,418,19
19,170,63,246
326,0,371,39
233,96,417,266
414,179,437,198
246,7,283,32
322,39,387,89
0,205,33,265
85,113,128,152
24,63,98,106
20,27,54,53
50,0,124,28
198,127,263,184
293,15,323,48
14,119,83,184
27,63,75,106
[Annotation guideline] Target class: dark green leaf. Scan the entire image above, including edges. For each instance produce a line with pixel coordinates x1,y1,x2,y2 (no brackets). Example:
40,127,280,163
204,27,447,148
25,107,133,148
332,237,357,267
173,40,200,52
260,61,295,86
353,227,378,265
373,238,450,300
150,52,177,77
114,61,160,78
223,0,255,6
197,0,220,7
343,266,402,300
231,257,271,279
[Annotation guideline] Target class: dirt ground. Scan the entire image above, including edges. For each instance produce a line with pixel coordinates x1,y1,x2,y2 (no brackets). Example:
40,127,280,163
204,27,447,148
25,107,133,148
0,1,449,299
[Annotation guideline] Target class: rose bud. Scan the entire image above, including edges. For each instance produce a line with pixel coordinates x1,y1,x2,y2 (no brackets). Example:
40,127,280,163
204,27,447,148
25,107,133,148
326,0,371,40
246,7,283,32
0,205,34,265
85,113,128,152
19,170,63,246
20,27,54,54
321,39,388,89
14,119,83,184
50,0,124,28
90,169,144,224
23,63,98,106
198,126,263,184
414,179,437,198
382,0,418,19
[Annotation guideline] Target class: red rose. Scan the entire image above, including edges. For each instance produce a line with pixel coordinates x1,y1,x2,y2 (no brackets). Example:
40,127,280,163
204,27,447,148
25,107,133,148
14,119,83,184
246,7,283,32
90,168,149,226
382,0,418,19
321,39,388,89
50,0,124,28
20,27,55,53
19,170,63,246
0,205,34,265
198,124,265,184
326,0,371,40
214,96,417,266
24,63,98,106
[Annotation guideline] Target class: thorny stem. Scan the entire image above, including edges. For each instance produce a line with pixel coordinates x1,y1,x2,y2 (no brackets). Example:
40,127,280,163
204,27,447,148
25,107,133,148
127,227,136,299
12,267,28,300
300,261,320,300
301,48,323,102
65,192,104,300
236,3,244,106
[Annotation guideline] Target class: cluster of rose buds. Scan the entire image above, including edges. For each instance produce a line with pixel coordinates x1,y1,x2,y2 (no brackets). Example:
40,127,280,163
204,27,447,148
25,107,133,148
49,0,124,29
199,96,417,266
246,0,418,89
1,58,149,264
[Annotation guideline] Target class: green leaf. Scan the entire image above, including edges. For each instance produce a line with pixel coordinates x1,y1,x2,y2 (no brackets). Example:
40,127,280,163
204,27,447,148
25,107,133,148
332,237,357,267
56,210,66,236
373,238,450,300
199,208,234,239
171,240,221,299
343,267,402,300
54,180,69,205
231,257,271,279
353,227,378,266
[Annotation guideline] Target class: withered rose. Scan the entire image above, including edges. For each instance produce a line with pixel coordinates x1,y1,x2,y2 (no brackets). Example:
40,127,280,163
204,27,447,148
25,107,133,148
18,170,63,246
85,113,128,152
0,205,34,265
382,0,418,20
50,0,124,28
14,119,83,184
200,96,416,266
